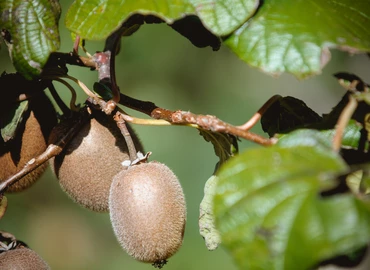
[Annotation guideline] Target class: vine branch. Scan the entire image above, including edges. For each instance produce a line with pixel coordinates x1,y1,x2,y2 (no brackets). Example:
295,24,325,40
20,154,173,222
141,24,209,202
116,94,277,146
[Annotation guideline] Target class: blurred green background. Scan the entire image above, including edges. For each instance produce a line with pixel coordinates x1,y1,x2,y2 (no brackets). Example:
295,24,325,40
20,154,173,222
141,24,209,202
1,1,370,269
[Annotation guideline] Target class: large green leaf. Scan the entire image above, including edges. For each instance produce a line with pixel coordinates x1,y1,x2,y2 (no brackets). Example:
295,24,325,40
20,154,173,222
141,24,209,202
189,0,259,35
65,0,193,40
213,133,370,269
0,0,61,79
276,125,364,151
65,0,259,40
224,0,370,78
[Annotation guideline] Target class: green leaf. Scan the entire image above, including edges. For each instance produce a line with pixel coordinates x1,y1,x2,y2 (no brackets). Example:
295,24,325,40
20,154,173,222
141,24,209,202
66,0,194,40
319,120,363,150
65,0,258,40
0,195,7,220
276,129,333,150
276,125,363,151
189,0,259,35
0,0,61,79
199,175,222,251
225,0,370,78
198,129,238,171
213,135,370,269
0,100,29,142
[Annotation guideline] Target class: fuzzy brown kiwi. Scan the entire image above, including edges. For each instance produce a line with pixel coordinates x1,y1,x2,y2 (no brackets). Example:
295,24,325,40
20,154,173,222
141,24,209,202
109,162,186,265
50,110,143,212
0,92,57,192
0,247,50,270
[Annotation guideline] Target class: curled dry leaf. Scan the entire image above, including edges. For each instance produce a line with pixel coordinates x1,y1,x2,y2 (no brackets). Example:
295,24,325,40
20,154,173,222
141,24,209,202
199,175,221,251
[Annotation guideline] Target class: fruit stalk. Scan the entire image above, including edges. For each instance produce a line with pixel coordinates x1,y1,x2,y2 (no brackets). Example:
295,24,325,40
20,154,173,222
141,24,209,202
114,112,139,162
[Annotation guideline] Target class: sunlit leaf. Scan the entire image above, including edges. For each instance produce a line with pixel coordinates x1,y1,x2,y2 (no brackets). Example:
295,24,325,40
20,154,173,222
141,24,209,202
0,0,61,79
65,0,258,40
189,0,259,35
225,0,370,78
66,0,194,40
214,132,370,269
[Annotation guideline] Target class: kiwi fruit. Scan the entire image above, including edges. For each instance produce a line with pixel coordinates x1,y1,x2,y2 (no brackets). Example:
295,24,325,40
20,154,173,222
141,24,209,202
0,247,50,270
109,162,186,265
50,110,143,212
0,92,57,192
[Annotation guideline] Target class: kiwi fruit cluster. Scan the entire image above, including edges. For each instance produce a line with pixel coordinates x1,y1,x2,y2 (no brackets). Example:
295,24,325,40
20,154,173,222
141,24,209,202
0,92,57,192
0,247,50,270
109,161,186,266
2,88,186,267
49,109,144,212
49,107,186,266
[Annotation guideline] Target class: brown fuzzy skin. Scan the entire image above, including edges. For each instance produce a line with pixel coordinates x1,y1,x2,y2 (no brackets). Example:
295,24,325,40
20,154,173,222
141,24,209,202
109,162,186,263
50,111,143,212
0,93,57,192
0,248,50,270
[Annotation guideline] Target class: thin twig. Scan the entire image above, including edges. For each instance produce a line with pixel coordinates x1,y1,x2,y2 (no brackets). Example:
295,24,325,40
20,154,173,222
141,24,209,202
118,92,275,146
87,97,117,115
238,95,282,131
73,35,80,55
63,75,97,99
333,95,358,152
170,111,274,146
116,107,273,146
48,77,79,111
120,114,173,126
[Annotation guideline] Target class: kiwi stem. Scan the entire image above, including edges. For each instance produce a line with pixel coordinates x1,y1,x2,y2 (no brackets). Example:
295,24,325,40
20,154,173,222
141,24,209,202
43,76,79,111
72,34,80,55
237,95,282,131
114,112,138,162
63,75,98,100
48,83,72,117
0,108,90,193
